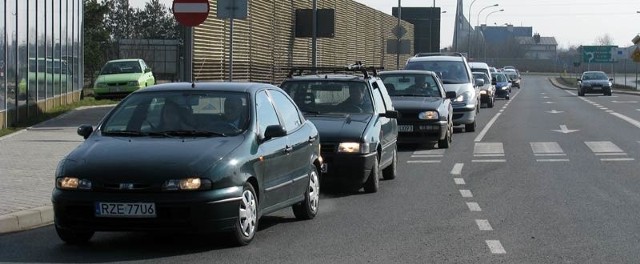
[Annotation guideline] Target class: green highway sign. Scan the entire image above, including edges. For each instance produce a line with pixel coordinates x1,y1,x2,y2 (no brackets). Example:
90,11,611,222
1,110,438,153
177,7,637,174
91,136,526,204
581,45,618,63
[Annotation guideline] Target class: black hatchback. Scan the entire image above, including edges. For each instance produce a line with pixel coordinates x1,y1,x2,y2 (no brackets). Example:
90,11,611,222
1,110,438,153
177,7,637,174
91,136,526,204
52,82,322,246
280,66,398,193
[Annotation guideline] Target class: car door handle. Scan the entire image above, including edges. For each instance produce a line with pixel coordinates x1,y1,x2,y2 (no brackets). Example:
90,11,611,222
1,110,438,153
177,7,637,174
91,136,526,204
284,145,293,153
308,136,317,143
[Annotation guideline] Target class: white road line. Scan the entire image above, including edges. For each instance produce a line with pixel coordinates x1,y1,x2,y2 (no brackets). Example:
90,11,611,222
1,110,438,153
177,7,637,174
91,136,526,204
411,154,444,158
585,141,624,153
466,202,482,211
486,240,507,254
601,158,635,161
460,190,473,198
451,163,464,175
454,178,466,185
537,159,570,162
594,153,627,156
534,154,567,157
407,160,441,164
476,219,493,231
610,112,640,130
474,142,504,155
413,149,446,155
474,113,502,142
472,159,506,163
473,154,505,157
530,142,564,154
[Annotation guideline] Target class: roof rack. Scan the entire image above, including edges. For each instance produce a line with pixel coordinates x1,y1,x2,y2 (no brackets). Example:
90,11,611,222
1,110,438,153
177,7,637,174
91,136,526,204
286,61,384,78
413,52,467,58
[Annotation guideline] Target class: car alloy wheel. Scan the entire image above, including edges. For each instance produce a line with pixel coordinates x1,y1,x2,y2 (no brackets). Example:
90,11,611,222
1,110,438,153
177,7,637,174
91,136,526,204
293,165,320,220
233,183,258,246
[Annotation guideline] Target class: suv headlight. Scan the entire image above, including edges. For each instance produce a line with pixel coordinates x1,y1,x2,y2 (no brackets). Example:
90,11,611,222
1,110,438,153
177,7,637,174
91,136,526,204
338,142,370,154
419,111,439,120
454,91,473,103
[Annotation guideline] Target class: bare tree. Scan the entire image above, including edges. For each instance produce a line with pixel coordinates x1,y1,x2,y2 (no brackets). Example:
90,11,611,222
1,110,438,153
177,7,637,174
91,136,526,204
595,34,614,45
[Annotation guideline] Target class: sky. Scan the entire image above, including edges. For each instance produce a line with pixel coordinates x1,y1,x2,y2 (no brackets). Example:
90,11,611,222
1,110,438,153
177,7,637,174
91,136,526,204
136,0,640,49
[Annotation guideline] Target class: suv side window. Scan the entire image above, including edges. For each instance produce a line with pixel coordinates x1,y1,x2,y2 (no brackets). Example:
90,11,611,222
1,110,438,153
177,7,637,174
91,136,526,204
256,91,281,136
270,89,303,133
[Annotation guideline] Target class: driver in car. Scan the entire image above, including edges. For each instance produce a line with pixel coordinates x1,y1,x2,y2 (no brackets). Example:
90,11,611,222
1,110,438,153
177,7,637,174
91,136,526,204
338,85,372,113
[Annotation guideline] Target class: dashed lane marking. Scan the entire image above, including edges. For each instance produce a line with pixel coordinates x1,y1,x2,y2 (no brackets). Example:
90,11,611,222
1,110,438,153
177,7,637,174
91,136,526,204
537,159,570,162
466,202,482,212
476,219,493,231
601,158,635,161
407,160,441,164
472,159,506,163
451,163,464,175
486,240,507,254
454,178,466,185
460,190,473,198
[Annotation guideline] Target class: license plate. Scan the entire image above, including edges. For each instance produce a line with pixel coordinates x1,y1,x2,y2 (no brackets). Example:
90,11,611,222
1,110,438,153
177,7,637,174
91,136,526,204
95,202,156,218
398,125,413,132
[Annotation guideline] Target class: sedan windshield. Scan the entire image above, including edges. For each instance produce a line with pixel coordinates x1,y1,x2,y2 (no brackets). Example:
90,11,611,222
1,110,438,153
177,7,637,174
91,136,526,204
100,61,143,75
582,72,608,80
101,91,249,136
280,81,374,114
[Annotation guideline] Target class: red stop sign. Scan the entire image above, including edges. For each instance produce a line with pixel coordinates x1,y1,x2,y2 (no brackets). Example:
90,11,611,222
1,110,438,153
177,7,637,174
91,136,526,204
172,0,210,27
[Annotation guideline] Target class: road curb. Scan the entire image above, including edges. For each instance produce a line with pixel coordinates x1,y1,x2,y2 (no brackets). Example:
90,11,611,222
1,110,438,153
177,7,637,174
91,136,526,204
0,206,53,234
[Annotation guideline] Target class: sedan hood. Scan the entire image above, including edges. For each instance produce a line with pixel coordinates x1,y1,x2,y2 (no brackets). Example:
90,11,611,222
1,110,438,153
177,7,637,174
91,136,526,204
392,96,444,111
442,83,472,94
96,73,143,83
61,135,244,181
306,114,372,142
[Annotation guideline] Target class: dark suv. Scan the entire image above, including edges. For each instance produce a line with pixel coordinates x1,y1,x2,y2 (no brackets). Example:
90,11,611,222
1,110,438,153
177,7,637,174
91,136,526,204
280,65,399,193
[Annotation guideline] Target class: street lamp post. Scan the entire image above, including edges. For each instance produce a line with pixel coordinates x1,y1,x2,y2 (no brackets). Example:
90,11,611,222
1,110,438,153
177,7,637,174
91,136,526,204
474,4,499,58
468,0,480,56
477,4,498,27
485,9,504,25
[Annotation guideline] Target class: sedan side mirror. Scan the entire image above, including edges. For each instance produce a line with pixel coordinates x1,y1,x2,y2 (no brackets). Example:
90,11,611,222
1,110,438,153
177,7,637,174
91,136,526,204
263,125,287,141
145,68,152,73
475,79,485,86
381,110,399,119
445,91,457,99
77,124,94,139
577,78,581,81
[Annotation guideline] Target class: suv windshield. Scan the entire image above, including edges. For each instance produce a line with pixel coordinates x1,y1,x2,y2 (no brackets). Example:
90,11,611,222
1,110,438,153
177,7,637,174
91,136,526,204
379,74,442,97
405,61,470,84
280,81,375,114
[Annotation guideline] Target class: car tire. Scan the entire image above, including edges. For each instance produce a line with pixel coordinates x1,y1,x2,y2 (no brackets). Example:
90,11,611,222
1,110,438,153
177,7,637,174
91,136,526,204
232,183,258,246
578,89,584,96
292,165,320,220
363,156,380,193
605,89,612,96
438,122,452,148
488,97,495,108
505,94,510,100
382,147,397,180
465,120,476,132
55,226,94,244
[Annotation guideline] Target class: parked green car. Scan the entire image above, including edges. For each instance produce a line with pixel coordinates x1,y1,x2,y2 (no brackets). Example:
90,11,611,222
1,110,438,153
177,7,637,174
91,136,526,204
93,59,155,99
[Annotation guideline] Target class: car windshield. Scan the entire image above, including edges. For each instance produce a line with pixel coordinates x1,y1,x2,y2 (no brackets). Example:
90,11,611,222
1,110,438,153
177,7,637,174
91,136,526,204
495,74,508,83
100,61,143,75
582,72,608,80
101,90,249,136
280,81,374,114
380,74,442,97
405,61,470,84
473,73,490,84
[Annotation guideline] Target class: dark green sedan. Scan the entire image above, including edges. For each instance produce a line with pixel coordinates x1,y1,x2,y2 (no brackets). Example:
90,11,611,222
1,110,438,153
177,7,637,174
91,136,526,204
52,82,322,246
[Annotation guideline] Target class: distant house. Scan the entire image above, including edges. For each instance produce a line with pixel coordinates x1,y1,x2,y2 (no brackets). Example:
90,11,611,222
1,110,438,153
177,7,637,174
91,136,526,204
515,35,558,60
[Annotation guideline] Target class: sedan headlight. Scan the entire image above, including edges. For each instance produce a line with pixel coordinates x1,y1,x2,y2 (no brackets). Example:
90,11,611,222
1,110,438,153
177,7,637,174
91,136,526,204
500,86,509,90
479,90,487,95
338,142,370,154
162,178,212,191
57,177,92,190
418,111,439,120
128,81,140,86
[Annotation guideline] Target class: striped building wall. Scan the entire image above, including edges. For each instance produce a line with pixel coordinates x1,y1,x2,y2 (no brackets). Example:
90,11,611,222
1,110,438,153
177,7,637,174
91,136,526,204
193,0,414,84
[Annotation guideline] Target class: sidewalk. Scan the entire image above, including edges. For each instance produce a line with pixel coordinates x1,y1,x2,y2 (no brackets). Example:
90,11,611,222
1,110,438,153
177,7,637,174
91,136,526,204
548,76,640,96
0,105,113,234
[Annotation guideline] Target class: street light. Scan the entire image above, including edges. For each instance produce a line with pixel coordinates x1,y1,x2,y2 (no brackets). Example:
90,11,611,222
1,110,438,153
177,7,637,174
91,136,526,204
477,4,499,27
467,0,481,55
485,9,504,25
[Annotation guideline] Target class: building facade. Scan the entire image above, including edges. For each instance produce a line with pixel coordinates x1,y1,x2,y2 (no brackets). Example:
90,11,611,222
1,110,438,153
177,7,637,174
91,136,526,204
1,0,84,129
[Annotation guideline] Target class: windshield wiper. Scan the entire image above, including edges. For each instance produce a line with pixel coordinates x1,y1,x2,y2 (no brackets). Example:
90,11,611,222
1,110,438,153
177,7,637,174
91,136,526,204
103,130,147,137
151,130,227,137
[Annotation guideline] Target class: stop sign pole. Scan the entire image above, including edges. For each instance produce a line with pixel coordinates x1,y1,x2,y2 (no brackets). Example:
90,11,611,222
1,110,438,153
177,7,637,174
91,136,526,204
172,0,210,82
